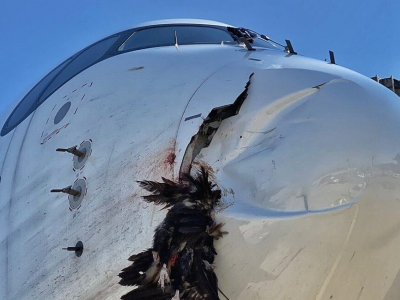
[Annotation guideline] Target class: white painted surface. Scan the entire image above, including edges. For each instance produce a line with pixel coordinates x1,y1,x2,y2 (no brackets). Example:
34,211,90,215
196,67,400,299
133,19,233,28
0,23,400,300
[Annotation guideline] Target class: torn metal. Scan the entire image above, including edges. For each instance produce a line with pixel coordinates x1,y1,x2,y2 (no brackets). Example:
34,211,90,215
180,74,253,177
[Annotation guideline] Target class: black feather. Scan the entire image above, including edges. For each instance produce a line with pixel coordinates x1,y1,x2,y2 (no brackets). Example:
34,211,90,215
119,249,153,286
121,285,174,300
120,168,226,299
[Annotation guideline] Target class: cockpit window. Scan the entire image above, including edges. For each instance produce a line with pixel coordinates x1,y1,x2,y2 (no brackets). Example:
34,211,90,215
1,23,282,137
1,35,120,136
38,35,119,103
227,27,280,50
251,38,279,50
3,58,71,134
118,26,236,51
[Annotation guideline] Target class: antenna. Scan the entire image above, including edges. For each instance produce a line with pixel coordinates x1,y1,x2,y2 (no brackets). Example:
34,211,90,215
174,31,179,49
285,40,297,54
329,51,336,64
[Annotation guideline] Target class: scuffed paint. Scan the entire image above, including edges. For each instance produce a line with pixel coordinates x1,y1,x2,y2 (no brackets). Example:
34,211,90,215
128,66,144,71
1,28,400,300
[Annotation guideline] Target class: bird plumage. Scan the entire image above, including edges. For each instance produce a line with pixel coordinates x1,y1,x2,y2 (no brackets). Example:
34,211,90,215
119,167,227,300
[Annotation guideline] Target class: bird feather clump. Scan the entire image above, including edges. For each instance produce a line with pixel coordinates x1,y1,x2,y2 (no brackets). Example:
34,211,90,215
119,167,227,300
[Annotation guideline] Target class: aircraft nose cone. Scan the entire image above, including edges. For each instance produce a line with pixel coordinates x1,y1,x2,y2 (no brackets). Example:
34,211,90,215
196,68,400,215
200,68,400,300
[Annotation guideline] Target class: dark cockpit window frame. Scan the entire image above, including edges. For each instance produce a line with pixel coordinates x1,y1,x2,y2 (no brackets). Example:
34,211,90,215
1,24,279,137
37,35,121,104
1,33,128,136
118,25,238,53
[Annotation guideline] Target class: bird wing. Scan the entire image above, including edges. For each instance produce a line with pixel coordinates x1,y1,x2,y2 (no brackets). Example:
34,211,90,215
121,284,174,300
138,179,192,209
184,248,220,300
118,249,153,286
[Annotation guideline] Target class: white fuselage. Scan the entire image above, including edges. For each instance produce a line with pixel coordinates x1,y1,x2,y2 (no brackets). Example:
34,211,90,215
1,20,400,300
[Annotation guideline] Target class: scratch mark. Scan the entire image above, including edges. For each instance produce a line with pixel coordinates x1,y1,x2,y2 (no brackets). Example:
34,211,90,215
300,194,309,211
128,66,144,71
349,251,356,262
246,127,277,134
40,123,70,145
89,93,113,102
105,142,116,182
143,122,175,150
356,286,364,300
316,204,359,300
276,247,304,276
4,112,37,299
149,205,157,225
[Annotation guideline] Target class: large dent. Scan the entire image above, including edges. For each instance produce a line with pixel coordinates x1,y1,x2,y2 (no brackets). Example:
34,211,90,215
174,64,254,178
195,68,400,216
197,68,400,299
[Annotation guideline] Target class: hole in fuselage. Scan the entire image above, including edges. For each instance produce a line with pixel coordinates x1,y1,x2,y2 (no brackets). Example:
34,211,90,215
179,73,253,178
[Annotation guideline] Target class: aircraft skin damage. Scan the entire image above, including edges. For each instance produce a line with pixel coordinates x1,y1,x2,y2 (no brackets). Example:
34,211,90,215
1,19,400,300
180,73,253,176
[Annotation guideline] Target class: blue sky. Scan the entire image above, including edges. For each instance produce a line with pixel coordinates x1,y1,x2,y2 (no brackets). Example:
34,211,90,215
1,0,399,114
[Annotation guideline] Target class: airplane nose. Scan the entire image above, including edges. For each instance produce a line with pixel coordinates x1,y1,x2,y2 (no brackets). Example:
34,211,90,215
195,68,400,215
194,68,400,300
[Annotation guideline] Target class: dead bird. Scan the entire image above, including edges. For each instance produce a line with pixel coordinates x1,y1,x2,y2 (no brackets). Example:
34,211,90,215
119,167,227,300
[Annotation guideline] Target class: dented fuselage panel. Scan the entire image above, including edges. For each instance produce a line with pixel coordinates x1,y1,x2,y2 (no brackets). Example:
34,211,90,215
1,20,400,300
195,70,400,299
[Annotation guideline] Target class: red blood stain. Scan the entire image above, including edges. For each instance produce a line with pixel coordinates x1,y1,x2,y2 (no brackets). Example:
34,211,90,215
165,153,176,166
169,254,178,266
135,139,176,181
